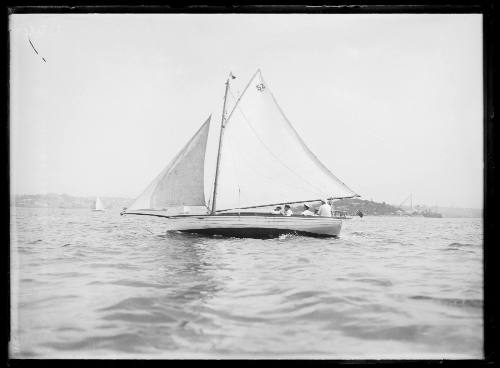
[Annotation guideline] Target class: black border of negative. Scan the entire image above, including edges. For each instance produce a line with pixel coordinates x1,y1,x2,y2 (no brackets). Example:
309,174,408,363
1,2,497,367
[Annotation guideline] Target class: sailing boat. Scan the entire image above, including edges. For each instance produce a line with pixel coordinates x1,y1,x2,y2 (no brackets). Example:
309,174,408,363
123,70,359,237
93,197,105,211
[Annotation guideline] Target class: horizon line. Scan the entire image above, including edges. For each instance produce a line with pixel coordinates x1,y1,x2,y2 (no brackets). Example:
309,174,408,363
11,192,483,210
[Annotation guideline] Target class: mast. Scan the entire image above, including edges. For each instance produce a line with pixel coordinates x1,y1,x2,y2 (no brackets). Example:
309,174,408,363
211,75,231,214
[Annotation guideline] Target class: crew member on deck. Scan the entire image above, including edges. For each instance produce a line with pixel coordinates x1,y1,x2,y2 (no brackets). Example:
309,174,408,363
301,204,315,216
272,206,282,215
329,199,335,217
282,204,293,216
316,199,332,217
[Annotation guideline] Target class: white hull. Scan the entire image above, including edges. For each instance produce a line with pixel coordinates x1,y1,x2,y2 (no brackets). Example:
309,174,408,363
162,214,343,238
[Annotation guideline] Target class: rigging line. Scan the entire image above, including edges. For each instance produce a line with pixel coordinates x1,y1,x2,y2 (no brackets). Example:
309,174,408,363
235,109,328,197
223,69,261,128
207,178,215,210
233,103,330,197
222,103,317,198
223,137,285,204
260,73,358,196
226,89,320,196
228,131,242,210
206,143,217,209
226,89,325,196
223,128,326,197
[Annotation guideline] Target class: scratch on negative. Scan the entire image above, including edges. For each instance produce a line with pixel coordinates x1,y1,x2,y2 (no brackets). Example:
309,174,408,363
28,38,38,54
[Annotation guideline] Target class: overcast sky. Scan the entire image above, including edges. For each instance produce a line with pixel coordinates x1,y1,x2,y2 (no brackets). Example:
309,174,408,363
10,13,483,208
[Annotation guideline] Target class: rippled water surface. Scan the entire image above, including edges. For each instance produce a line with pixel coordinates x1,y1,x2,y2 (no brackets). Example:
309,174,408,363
10,207,483,359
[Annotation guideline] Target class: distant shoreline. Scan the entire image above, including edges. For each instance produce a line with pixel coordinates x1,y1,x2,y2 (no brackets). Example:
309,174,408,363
12,194,133,210
11,194,482,218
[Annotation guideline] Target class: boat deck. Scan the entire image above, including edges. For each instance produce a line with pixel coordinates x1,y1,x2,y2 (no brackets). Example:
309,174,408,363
126,211,350,220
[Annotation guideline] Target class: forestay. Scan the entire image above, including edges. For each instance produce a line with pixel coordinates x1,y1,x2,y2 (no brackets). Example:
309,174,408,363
126,117,211,213
214,70,357,212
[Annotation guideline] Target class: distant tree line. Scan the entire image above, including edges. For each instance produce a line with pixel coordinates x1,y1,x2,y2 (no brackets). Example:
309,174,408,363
12,194,481,217
13,194,132,209
289,198,399,216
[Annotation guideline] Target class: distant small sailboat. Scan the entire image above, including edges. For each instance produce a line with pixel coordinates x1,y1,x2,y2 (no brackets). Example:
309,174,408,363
123,70,359,237
93,197,105,211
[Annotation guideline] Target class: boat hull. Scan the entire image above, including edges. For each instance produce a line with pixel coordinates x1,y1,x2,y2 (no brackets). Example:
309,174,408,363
164,215,343,238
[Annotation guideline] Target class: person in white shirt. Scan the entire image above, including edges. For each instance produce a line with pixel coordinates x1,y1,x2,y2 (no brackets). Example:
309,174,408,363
316,199,332,217
271,206,282,215
282,204,293,216
301,204,315,216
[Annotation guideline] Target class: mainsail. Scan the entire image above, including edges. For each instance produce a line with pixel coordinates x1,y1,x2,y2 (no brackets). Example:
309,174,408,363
126,117,211,212
213,70,358,212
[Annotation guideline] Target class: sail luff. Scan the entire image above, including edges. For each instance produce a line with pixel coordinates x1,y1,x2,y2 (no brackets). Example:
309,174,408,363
211,77,231,214
125,117,211,212
127,142,187,210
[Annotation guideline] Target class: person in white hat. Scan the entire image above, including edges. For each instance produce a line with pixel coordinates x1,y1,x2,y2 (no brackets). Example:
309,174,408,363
316,199,332,217
282,204,293,216
301,204,315,216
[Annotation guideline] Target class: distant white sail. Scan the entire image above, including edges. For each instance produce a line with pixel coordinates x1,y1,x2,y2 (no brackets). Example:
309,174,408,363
126,117,211,212
214,70,358,211
94,197,105,211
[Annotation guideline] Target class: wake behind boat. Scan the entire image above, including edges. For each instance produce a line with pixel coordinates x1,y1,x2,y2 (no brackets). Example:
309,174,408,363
123,70,359,237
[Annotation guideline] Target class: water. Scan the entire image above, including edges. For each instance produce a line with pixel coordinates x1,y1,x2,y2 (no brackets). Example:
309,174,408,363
10,207,483,359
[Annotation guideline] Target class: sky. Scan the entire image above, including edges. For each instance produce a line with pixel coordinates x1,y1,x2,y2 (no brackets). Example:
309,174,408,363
9,13,483,209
